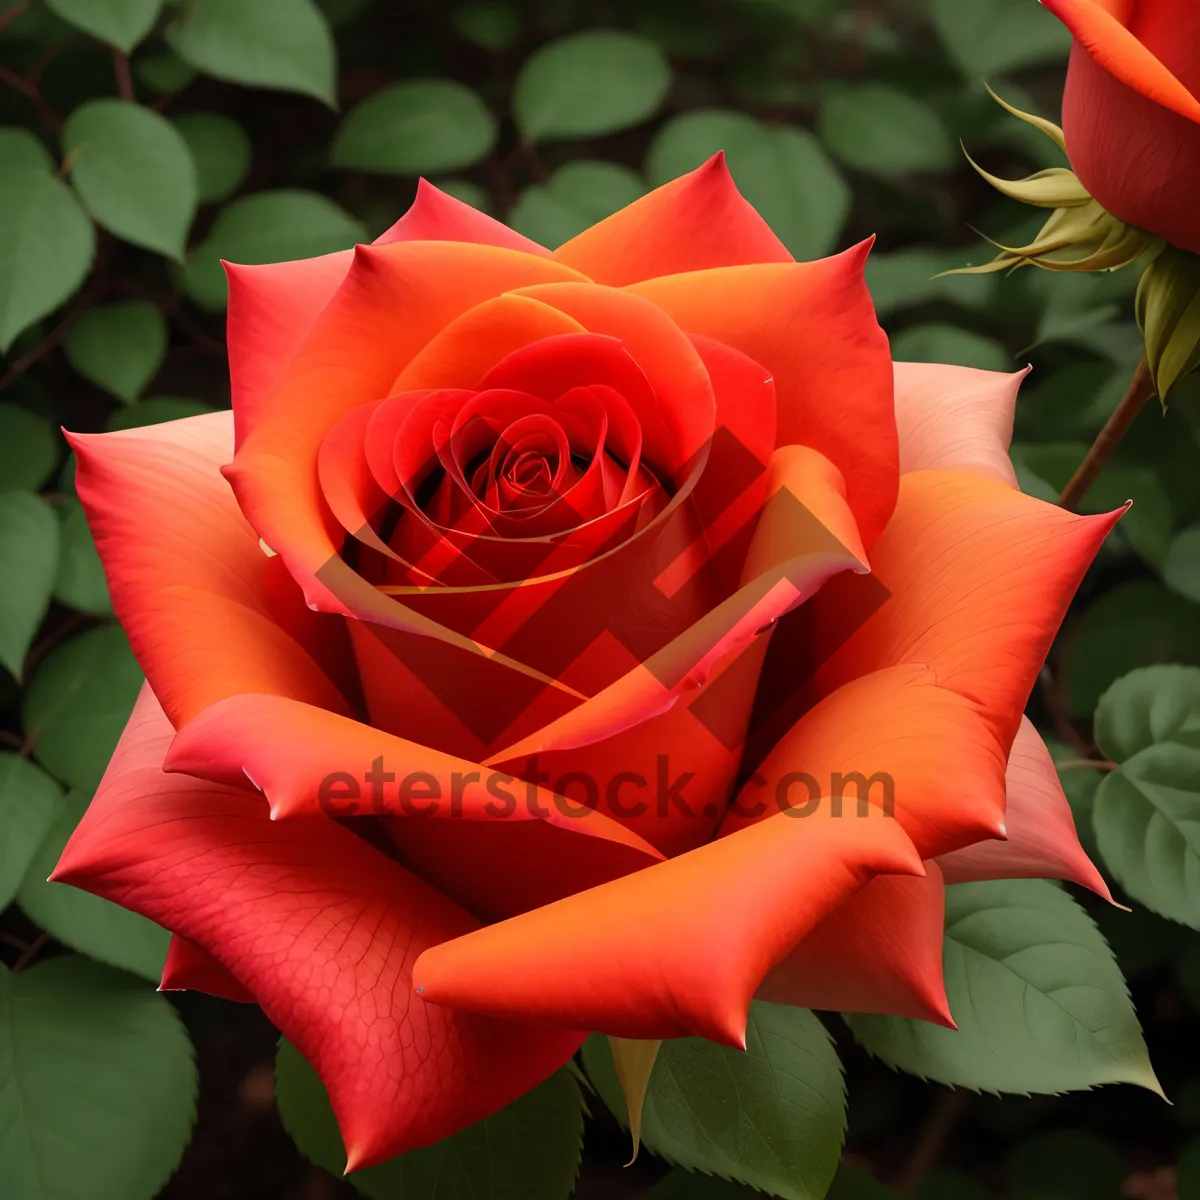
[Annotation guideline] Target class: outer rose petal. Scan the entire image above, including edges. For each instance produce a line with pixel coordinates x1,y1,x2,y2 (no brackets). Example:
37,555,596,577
163,692,666,919
809,469,1123,752
725,663,1009,860
161,935,254,1003
757,862,952,1026
68,411,349,727
937,716,1112,898
553,154,791,285
229,181,549,448
628,243,898,550
1043,0,1200,123
52,687,582,1170
413,805,923,1045
893,362,1024,484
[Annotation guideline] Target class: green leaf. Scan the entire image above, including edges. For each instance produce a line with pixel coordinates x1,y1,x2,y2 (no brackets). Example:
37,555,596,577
890,324,1010,372
134,51,197,94
929,0,1072,78
1166,525,1200,605
434,179,492,214
583,1002,846,1200
276,1039,584,1198
0,128,94,352
453,1,520,52
846,880,1161,1096
0,404,58,492
63,100,197,259
43,0,161,51
1095,665,1200,763
64,300,167,403
0,492,60,680
0,956,196,1200
22,623,143,793
165,0,336,106
181,189,365,310
105,397,215,432
865,247,996,319
332,80,497,175
0,754,64,910
818,84,954,179
1063,581,1200,717
105,395,215,429
172,112,252,203
1007,1131,1124,1200
510,161,646,249
646,1168,769,1198
53,498,111,615
18,788,169,980
514,30,671,142
646,110,849,260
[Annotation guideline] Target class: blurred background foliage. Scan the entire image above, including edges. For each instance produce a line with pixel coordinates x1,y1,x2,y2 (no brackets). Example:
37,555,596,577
2,0,1200,1198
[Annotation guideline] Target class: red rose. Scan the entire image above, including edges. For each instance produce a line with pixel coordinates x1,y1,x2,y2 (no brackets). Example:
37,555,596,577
55,158,1114,1168
1045,0,1200,253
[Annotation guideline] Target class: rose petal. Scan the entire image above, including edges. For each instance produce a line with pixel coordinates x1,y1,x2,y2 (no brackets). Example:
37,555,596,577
758,861,951,1026
628,243,898,550
160,935,254,1003
68,412,349,727
52,686,582,1169
937,716,1111,898
413,804,922,1045
552,153,791,285
893,362,1025,485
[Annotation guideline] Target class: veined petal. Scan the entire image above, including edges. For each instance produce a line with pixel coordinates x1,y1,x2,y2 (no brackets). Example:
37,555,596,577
52,687,582,1170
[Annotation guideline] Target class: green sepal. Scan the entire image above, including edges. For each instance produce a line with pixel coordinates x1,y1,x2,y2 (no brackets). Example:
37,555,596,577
1135,244,1200,404
952,88,1158,277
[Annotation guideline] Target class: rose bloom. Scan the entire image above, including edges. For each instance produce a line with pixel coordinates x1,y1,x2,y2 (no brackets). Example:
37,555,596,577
1045,0,1200,254
56,158,1115,1169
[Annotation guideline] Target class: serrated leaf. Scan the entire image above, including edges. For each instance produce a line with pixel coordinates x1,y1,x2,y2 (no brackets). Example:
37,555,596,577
0,492,60,680
1093,735,1200,930
275,1039,583,1198
509,160,645,249
18,788,169,980
583,1002,846,1200
514,30,671,142
0,128,94,352
0,754,63,910
64,300,167,403
332,79,497,175
165,0,336,105
44,0,162,51
646,110,848,260
172,112,251,203
22,623,143,792
63,100,197,259
846,880,1160,1096
0,956,196,1200
818,84,954,179
53,498,111,615
1095,666,1200,763
0,404,58,492
181,188,364,309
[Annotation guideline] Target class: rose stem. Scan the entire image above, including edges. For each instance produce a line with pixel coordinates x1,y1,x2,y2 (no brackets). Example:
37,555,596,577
1058,358,1155,511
